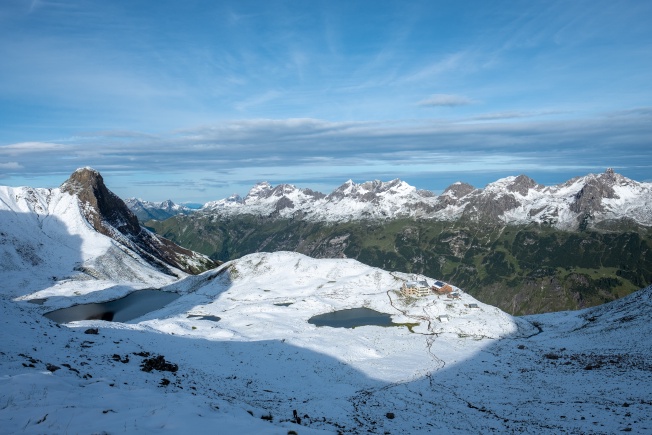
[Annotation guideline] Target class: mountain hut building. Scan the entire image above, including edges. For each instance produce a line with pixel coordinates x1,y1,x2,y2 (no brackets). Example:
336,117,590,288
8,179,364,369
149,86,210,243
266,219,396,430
401,280,431,297
432,280,454,295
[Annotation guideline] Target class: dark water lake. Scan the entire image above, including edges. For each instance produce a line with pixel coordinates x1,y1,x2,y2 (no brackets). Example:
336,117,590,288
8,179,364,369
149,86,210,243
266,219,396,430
308,307,398,329
44,290,181,324
274,302,294,307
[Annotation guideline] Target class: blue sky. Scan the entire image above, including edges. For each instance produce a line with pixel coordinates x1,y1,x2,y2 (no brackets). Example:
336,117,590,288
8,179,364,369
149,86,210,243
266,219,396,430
1,0,651,203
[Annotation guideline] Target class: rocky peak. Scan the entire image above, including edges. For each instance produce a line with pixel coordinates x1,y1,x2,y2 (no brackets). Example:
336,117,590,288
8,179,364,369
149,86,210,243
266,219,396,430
441,182,475,200
245,182,273,200
243,182,324,204
361,179,410,194
327,179,413,203
327,180,356,201
224,194,244,204
62,168,217,275
269,184,298,198
569,169,629,216
61,167,141,237
160,199,176,211
507,175,542,196
595,167,628,189
359,180,384,192
302,188,326,200
570,180,615,216
340,180,380,202
124,197,143,208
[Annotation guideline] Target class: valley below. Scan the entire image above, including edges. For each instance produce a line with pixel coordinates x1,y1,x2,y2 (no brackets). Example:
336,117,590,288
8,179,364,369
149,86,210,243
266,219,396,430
147,216,652,315
141,169,652,316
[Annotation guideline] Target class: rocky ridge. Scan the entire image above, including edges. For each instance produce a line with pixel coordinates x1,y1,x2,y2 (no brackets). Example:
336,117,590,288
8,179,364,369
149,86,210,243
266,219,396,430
193,169,652,229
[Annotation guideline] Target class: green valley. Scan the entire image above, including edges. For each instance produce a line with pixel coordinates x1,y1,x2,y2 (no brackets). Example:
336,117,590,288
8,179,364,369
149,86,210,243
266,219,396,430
146,215,652,315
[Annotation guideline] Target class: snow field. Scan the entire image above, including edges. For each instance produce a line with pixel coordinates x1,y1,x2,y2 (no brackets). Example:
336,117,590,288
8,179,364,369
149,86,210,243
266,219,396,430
2,180,652,433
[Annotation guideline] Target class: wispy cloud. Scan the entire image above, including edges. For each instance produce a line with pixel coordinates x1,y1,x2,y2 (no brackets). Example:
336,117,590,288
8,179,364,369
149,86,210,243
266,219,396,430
5,113,650,169
0,142,66,155
418,94,475,107
1,106,650,201
234,90,283,112
400,52,466,84
469,110,567,121
604,107,652,118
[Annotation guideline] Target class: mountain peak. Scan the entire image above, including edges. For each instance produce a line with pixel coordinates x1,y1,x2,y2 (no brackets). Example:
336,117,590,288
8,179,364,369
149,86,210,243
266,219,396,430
328,178,414,202
441,182,475,199
596,167,629,187
60,167,102,193
61,167,141,237
506,174,542,196
245,181,273,200
62,168,217,275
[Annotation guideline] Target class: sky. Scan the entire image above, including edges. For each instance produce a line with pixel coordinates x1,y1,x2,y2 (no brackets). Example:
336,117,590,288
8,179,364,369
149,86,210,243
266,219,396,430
1,0,651,203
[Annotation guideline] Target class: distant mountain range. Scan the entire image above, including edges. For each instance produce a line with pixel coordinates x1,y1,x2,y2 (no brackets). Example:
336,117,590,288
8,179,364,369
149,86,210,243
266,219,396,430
125,198,193,222
130,169,652,230
141,169,652,315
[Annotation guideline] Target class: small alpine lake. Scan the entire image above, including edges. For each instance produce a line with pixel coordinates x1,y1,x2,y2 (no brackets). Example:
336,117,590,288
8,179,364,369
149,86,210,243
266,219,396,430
308,307,416,329
44,290,181,324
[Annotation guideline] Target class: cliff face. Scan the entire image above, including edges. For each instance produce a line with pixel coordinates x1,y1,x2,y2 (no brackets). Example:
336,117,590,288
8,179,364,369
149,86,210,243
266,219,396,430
61,167,141,237
62,168,218,276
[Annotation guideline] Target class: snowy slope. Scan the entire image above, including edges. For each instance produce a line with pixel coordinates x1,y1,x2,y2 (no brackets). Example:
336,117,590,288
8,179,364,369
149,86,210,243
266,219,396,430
197,169,652,229
0,184,176,300
2,250,651,434
0,168,216,301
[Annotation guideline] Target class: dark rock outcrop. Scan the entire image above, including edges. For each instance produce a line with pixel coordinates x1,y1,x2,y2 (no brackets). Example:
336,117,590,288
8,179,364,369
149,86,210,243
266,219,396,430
569,169,621,227
61,168,217,275
62,168,141,238
463,193,521,221
507,175,542,196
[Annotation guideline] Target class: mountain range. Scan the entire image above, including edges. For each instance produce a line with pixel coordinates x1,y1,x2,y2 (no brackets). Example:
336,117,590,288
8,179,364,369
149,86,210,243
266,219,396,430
132,169,652,230
125,197,193,222
140,169,652,315
1,168,651,433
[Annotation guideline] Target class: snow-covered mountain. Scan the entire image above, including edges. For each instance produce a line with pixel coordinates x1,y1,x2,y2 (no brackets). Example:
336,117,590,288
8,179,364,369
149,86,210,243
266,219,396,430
2,169,651,433
1,249,651,433
0,167,216,290
125,197,192,221
198,169,652,229
202,178,436,222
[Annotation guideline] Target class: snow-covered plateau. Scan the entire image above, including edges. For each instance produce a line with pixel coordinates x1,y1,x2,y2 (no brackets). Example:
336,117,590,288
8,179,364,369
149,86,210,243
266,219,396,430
1,173,652,434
